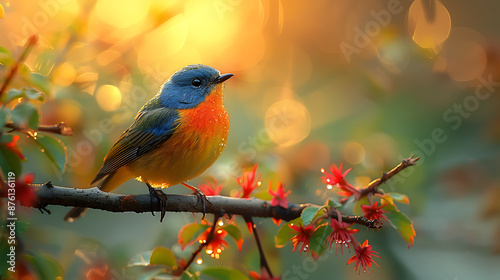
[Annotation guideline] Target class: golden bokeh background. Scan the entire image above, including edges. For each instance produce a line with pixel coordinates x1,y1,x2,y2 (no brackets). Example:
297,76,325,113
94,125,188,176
1,0,500,279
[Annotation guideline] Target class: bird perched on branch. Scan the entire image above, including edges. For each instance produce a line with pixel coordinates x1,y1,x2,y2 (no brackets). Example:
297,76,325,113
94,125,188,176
65,64,233,222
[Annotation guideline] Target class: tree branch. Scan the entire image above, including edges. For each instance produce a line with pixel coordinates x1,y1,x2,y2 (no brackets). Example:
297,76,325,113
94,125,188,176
24,155,418,228
29,183,375,227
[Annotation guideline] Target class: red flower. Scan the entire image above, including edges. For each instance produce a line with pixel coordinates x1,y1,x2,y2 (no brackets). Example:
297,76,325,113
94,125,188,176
321,162,359,202
5,135,25,160
327,219,359,254
236,164,261,198
321,162,351,187
289,223,315,254
198,179,223,196
268,182,291,209
1,174,36,207
361,201,389,221
249,268,282,280
347,240,381,273
199,228,229,259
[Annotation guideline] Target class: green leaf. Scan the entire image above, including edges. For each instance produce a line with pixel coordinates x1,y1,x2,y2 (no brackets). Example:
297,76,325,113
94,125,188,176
383,202,416,248
309,224,332,260
0,241,10,276
9,102,39,129
326,197,342,208
301,206,322,225
275,217,302,248
15,221,29,236
337,195,356,213
30,73,51,96
178,223,210,250
127,250,152,267
352,196,370,216
0,109,6,127
25,252,63,280
384,192,410,204
0,135,22,178
221,223,243,250
149,246,177,268
5,87,46,103
201,266,249,280
34,133,67,174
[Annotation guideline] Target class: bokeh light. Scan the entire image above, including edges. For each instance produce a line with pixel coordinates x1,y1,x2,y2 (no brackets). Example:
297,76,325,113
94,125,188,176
265,99,311,147
95,84,122,111
343,141,365,165
408,0,451,51
52,62,76,86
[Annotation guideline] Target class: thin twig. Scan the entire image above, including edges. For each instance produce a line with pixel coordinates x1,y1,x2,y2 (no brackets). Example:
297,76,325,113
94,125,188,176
358,154,420,197
38,122,73,136
248,218,274,278
5,121,73,136
0,35,39,103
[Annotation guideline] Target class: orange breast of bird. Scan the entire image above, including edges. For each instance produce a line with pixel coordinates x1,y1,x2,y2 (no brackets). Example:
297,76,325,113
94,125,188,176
133,84,229,188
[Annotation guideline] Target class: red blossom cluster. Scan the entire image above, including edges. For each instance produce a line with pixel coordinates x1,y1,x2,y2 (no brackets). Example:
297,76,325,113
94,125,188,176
280,161,399,274
193,161,413,276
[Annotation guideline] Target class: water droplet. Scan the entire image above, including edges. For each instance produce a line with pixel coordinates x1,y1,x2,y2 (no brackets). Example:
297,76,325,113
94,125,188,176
196,258,203,265
327,185,333,189
320,168,325,173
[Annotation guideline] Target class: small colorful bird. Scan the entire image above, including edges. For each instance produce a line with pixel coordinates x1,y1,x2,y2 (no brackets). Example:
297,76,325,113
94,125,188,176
65,64,232,222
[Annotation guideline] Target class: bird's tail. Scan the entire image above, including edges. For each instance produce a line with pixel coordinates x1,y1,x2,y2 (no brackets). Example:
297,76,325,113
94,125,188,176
64,172,117,222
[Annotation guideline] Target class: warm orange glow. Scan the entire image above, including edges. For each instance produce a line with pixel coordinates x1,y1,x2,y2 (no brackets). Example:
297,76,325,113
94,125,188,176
344,142,365,165
95,85,122,111
408,0,451,51
52,62,76,86
445,41,487,82
93,0,150,29
265,99,311,147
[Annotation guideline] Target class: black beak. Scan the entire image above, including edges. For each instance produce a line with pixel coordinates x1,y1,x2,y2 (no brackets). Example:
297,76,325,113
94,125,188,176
215,73,233,84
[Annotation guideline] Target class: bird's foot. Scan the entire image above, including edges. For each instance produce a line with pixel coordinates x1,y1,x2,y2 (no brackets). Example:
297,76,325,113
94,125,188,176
181,182,210,219
146,182,167,222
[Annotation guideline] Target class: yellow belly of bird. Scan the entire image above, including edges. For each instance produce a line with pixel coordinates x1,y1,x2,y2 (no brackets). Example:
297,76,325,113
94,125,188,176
129,105,229,188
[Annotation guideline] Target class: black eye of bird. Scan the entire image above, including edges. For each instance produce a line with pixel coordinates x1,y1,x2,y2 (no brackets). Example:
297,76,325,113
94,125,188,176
191,78,202,87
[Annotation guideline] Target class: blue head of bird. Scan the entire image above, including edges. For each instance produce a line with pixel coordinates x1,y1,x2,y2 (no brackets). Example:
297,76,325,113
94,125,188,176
158,64,233,109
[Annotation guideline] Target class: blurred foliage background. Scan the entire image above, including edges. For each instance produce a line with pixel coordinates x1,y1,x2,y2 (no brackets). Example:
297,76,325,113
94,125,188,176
1,0,500,279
